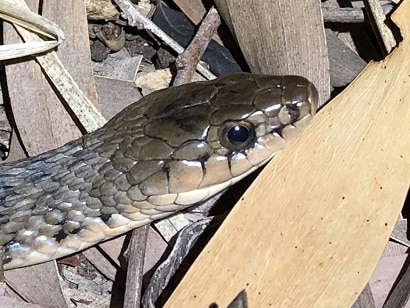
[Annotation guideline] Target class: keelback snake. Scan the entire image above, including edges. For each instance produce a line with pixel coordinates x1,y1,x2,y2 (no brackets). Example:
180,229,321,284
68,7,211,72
0,73,318,269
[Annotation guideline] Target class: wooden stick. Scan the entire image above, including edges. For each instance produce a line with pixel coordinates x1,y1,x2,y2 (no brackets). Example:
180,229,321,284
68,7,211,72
364,0,396,56
164,0,410,306
174,7,220,85
123,225,149,308
114,0,216,80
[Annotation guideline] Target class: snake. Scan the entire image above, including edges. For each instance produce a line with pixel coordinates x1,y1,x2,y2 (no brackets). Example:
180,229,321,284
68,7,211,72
0,73,318,270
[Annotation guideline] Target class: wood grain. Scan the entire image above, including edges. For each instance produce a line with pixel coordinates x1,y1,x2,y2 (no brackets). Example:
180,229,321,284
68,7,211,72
42,0,99,108
213,0,330,106
165,0,410,306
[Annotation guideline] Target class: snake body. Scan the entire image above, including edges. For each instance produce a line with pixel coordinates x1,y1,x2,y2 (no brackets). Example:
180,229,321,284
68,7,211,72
0,73,317,269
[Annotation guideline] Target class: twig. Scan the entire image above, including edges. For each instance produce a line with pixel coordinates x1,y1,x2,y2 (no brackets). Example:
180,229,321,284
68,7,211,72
124,225,149,308
322,4,395,23
322,7,365,23
114,0,216,80
363,0,396,55
173,7,220,85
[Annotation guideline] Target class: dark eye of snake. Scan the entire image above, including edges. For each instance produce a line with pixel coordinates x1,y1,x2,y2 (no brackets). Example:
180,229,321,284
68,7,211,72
228,125,250,144
219,121,255,151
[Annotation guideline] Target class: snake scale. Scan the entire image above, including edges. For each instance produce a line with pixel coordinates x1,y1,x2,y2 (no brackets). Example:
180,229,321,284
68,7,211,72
0,73,318,269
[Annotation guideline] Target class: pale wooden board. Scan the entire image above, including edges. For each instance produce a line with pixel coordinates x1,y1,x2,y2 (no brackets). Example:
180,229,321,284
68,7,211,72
165,1,410,306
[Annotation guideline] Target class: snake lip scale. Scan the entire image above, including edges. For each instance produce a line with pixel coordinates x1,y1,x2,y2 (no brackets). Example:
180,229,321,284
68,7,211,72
0,73,318,269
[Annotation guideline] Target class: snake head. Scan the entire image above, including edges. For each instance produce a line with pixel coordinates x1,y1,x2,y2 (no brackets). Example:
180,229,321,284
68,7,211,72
102,73,318,207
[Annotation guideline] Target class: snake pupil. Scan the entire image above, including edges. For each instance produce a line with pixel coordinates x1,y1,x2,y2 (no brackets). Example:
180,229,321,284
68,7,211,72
227,125,250,144
218,121,255,151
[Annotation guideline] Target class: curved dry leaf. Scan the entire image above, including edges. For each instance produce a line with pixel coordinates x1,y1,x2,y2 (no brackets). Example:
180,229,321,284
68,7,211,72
0,0,64,61
0,0,106,132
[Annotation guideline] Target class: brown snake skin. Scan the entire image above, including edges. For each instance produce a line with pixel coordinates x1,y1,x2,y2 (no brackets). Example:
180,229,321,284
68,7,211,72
0,73,318,269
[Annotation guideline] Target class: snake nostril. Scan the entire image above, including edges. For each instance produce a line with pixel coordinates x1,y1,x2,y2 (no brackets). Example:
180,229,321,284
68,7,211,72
286,104,300,122
278,104,300,124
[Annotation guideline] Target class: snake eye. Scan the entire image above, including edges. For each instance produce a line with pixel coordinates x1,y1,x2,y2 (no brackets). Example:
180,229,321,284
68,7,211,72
228,125,250,144
219,121,255,151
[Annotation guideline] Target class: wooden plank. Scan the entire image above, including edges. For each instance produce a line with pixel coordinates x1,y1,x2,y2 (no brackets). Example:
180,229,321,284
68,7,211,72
213,0,330,106
165,1,410,306
42,0,99,108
